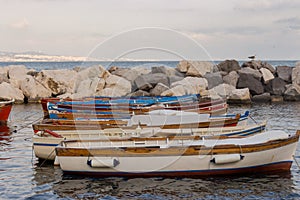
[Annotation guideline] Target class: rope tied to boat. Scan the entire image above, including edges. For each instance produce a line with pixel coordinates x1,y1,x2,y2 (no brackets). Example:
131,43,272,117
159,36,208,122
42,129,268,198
293,155,300,170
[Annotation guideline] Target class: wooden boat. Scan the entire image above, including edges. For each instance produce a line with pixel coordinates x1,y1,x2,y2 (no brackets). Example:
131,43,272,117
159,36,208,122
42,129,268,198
47,103,228,120
41,94,202,117
0,99,14,124
54,99,225,112
32,122,267,162
32,112,241,131
55,130,300,177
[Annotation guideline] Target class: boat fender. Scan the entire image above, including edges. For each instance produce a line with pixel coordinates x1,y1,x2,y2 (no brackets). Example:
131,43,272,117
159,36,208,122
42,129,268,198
87,157,119,168
210,154,244,164
44,129,63,138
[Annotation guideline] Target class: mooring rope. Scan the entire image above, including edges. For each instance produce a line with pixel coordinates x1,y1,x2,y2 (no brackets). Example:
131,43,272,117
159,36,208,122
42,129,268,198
37,148,56,168
11,115,43,134
293,155,300,170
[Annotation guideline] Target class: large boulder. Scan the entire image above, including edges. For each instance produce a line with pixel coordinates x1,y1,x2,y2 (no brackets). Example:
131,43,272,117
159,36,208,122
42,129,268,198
161,77,208,96
119,66,151,83
252,93,271,103
168,75,184,85
99,75,131,97
228,88,251,104
259,68,274,84
292,65,300,86
161,85,186,96
7,65,30,88
223,71,239,87
134,76,153,91
237,73,264,95
265,77,287,96
151,66,184,77
0,66,9,75
134,73,169,91
128,90,150,97
177,60,214,77
204,72,223,89
186,61,214,77
0,66,9,84
20,76,52,102
74,65,109,93
262,62,275,74
277,66,292,83
238,67,262,80
72,77,103,99
171,77,208,93
176,60,189,72
208,83,235,99
217,60,240,73
284,84,300,101
35,69,78,96
0,73,9,84
111,67,130,77
0,82,24,103
242,60,263,70
150,83,169,96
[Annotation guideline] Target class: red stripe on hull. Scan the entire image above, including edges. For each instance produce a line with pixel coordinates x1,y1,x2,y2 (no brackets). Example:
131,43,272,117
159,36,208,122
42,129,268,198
0,103,12,123
62,161,292,178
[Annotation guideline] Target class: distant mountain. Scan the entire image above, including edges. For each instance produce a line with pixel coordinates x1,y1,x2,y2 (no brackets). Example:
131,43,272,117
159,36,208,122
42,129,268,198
0,51,88,62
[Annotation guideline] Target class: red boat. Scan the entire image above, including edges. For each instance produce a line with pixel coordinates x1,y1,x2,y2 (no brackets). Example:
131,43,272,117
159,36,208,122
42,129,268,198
0,99,14,124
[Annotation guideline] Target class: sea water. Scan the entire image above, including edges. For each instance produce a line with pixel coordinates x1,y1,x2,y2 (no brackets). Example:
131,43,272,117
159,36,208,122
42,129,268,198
0,102,300,199
0,60,298,71
0,61,300,199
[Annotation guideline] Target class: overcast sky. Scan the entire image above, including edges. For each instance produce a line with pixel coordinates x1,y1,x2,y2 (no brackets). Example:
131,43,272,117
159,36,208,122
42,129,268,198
0,0,300,60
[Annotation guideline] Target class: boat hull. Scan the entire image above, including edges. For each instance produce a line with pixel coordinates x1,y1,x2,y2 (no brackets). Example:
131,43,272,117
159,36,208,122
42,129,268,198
0,100,14,124
57,141,297,177
32,123,266,161
56,130,299,177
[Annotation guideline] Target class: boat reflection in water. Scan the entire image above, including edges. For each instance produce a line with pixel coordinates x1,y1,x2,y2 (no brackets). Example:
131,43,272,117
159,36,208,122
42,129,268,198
0,125,12,162
32,165,295,199
0,125,11,144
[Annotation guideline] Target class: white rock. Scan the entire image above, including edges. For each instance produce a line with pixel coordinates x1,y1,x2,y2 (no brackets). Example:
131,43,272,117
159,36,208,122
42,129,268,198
7,65,29,88
35,69,78,95
292,65,300,86
259,68,274,84
74,65,109,93
100,75,131,96
161,85,187,96
176,60,189,72
228,88,251,103
208,84,236,99
72,77,100,99
0,66,9,75
223,71,239,87
120,66,151,82
150,83,169,96
0,82,24,103
171,77,208,93
186,61,214,77
20,76,52,102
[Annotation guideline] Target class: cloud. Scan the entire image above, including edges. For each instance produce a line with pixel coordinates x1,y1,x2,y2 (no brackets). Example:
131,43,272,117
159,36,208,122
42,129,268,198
275,17,300,30
9,18,29,30
234,0,300,12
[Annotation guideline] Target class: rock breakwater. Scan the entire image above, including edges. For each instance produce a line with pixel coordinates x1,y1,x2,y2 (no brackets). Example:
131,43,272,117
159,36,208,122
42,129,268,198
0,60,299,103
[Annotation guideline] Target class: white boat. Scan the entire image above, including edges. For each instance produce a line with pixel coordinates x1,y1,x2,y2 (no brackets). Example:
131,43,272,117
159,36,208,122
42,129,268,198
32,122,266,162
55,129,299,177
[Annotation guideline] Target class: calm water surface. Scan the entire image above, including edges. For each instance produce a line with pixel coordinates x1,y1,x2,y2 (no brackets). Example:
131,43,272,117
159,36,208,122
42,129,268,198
1,102,300,199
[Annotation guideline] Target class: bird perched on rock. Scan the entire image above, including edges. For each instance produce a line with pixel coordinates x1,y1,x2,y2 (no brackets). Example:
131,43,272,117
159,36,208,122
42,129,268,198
248,55,256,60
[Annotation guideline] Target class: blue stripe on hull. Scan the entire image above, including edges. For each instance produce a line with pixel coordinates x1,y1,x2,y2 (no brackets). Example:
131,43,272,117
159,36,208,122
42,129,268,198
33,143,59,147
